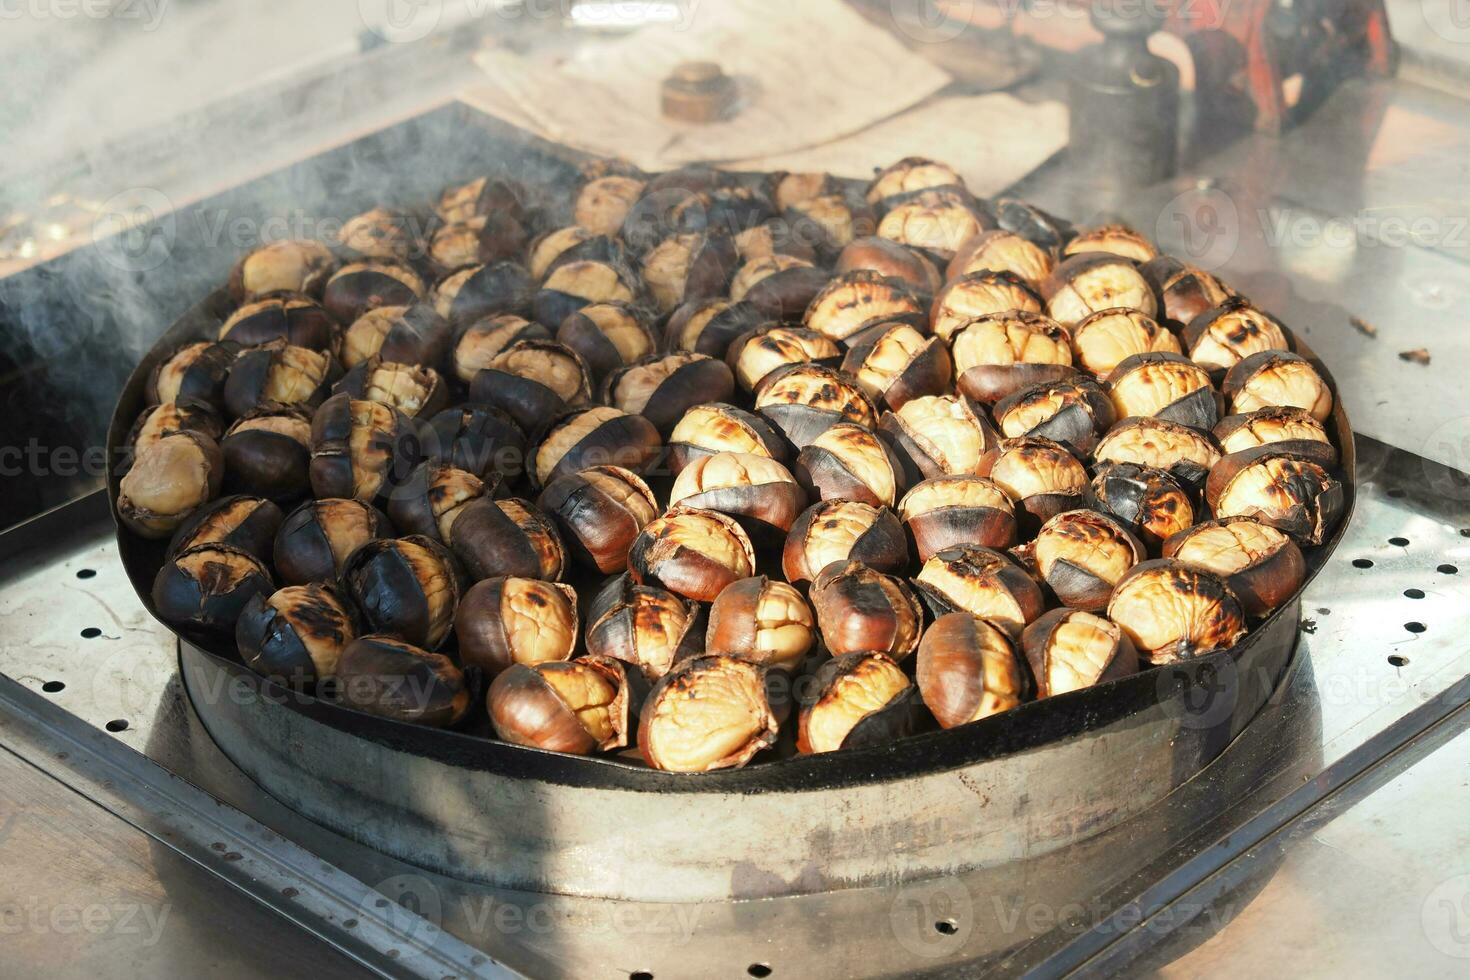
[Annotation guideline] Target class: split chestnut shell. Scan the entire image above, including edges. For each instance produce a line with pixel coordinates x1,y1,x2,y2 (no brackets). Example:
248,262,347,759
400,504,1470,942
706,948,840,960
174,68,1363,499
1070,308,1181,379
1213,406,1337,469
335,635,470,728
1204,448,1344,545
447,497,565,582
1106,352,1222,430
586,579,705,681
916,613,1026,729
797,652,922,754
638,655,778,772
794,422,905,508
628,507,757,603
340,536,462,650
1162,516,1305,617
537,465,659,574
152,543,273,634
782,500,909,585
949,311,1076,405
1087,462,1196,554
118,430,224,539
912,545,1044,637
1021,608,1138,698
810,560,923,662
1222,351,1333,422
604,352,736,437
1105,559,1247,665
704,576,815,672
273,498,392,585
455,576,578,677
667,403,788,473
898,476,1017,561
840,322,952,412
1030,509,1145,612
754,364,878,451
668,452,807,546
489,656,647,754
236,583,356,685
531,406,663,491
1043,254,1158,328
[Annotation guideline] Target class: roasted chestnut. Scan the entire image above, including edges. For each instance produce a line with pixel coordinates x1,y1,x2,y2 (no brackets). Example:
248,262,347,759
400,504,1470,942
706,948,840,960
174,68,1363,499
1106,352,1222,429
537,465,658,574
531,406,662,490
770,171,839,212
529,225,599,280
1062,224,1158,263
638,655,778,771
705,576,815,672
667,402,789,473
641,232,737,313
949,311,1077,404
1087,462,1196,553
1222,351,1333,422
726,324,841,393
428,213,528,272
339,304,451,371
447,496,565,582
450,314,550,385
422,403,527,483
1182,300,1288,375
1093,417,1221,489
152,543,273,633
797,653,921,754
733,257,830,321
1070,308,1183,379
127,399,223,457
1205,449,1344,545
223,341,338,420
334,357,448,419
755,364,877,450
912,545,1044,636
489,657,645,754
836,236,942,298
803,271,925,346
947,230,1055,289
915,612,1025,728
147,341,237,410
1031,509,1144,611
574,175,645,236
866,157,966,208
236,583,356,684
604,352,736,437
1141,258,1234,328
785,193,872,256
1213,406,1336,468
340,536,461,650
434,261,534,325
898,476,1017,561
1043,254,1158,327
841,322,951,412
167,494,283,561
1021,608,1138,698
220,294,336,351
118,430,224,538
877,190,985,260
975,437,1090,527
533,259,641,328
335,635,469,728
931,271,1044,343
273,497,392,585
308,393,416,502
992,378,1115,454
628,507,756,603
436,175,525,226
1162,516,1305,617
586,579,704,680
993,196,1074,253
810,560,923,662
386,462,489,543
794,422,903,508
782,499,909,585
735,218,819,264
323,260,427,325
340,207,423,263
219,407,312,501
663,299,760,358
456,576,578,676
1105,560,1247,665
669,453,805,546
469,340,594,433
227,239,337,304
556,302,658,380
879,394,999,484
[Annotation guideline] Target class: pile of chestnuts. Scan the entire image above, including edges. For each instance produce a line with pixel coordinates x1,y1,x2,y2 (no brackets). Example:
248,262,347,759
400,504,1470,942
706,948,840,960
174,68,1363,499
118,153,1346,774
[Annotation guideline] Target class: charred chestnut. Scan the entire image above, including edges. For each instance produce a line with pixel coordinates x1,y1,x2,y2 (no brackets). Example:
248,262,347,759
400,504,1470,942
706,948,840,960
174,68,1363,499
433,261,534,325
993,378,1115,454
335,635,469,728
1205,449,1344,545
782,499,908,585
469,340,593,433
236,583,356,684
1141,258,1234,328
803,271,925,346
1031,509,1144,611
273,498,392,585
726,324,841,393
604,352,736,437
531,406,662,490
334,357,448,419
975,437,1090,528
529,225,598,280
147,341,237,410
339,304,451,371
795,422,904,508
665,299,763,359
638,655,778,771
1213,406,1336,468
489,657,645,754
1105,560,1247,665
428,213,527,272
878,190,985,260
866,157,966,208
668,452,806,546
1070,308,1182,379
537,465,658,574
1043,254,1158,327
735,218,820,264
841,322,951,412
667,402,788,473
770,171,839,213
1087,462,1196,553
227,240,337,304
993,197,1074,253
341,536,461,650
167,494,283,561
898,476,1017,561
836,236,942,298
786,193,872,254
705,576,815,672
1163,516,1305,617
1107,352,1222,429
1223,351,1333,422
629,507,756,603
436,175,525,226
219,406,312,501
931,271,1044,343
456,576,578,676
447,496,565,582
950,311,1077,405
1182,300,1288,375
912,545,1044,636
574,175,646,236
811,560,922,662
423,403,527,483
915,612,1025,728
308,394,416,502
127,399,223,457
1021,608,1138,697
879,394,999,484
323,260,426,325
1062,224,1158,263
386,462,489,543
947,230,1055,289
118,430,224,538
731,257,829,321
220,294,336,351
586,579,704,680
754,364,877,450
641,232,737,313
340,207,423,263
222,341,337,420
450,314,550,385
797,653,920,754
556,302,658,380
152,544,272,633
1094,417,1221,489
534,259,640,328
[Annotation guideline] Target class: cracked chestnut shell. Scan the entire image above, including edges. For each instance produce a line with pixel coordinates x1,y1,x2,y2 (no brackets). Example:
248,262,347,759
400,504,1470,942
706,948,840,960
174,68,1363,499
993,378,1115,454
1021,608,1138,698
220,294,336,351
447,496,565,582
574,175,646,236
1205,448,1344,545
665,299,763,359
1140,258,1234,330
308,393,417,502
931,271,1044,343
726,324,841,393
1094,417,1222,490
489,656,646,754
450,314,550,385
428,212,528,274
152,543,273,633
456,575,578,677
436,175,526,226
1182,299,1288,375
386,462,490,543
227,240,337,304
147,341,238,411
975,437,1090,528
912,545,1044,637
556,302,658,381
705,576,815,672
641,231,737,314
735,217,820,265
127,399,223,459
755,363,878,451
222,340,339,420
534,258,640,328
1043,254,1158,328
629,507,757,603
604,352,736,437
1030,509,1145,611
668,452,806,546
993,197,1074,252
782,499,909,585
1163,516,1305,617
333,356,448,419
1107,352,1223,429
423,403,527,483
340,206,424,264
324,260,427,325
1222,351,1333,422
770,171,840,213
947,229,1056,289
638,655,778,772
219,407,312,501
433,261,534,325
784,193,873,257
586,578,705,681
877,190,986,261
167,494,283,562
1213,406,1336,468
236,582,356,685
1105,559,1247,665
811,560,923,662
531,406,662,490
1071,308,1182,379
916,612,1026,729
118,430,224,539
836,236,942,299
841,322,951,413
273,498,392,585
339,304,451,372
795,422,904,508
1062,224,1158,263
879,394,1000,484
335,634,470,728
469,340,594,434
803,270,926,346
537,465,658,574
865,157,966,208
950,311,1077,405
898,476,1017,561
1087,462,1196,554
797,652,922,754
667,402,788,473
340,535,462,650
529,226,624,281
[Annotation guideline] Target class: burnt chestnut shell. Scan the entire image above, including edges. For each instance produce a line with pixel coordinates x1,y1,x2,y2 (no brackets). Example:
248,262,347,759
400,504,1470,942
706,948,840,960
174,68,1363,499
455,576,579,677
222,341,338,420
915,612,1026,729
704,576,815,672
334,634,470,728
1105,559,1247,665
803,270,926,346
638,655,778,772
1106,352,1222,430
912,545,1045,637
794,422,905,508
732,255,831,321
668,452,807,547
273,498,392,585
556,302,659,381
324,260,427,325
489,657,646,754
1093,417,1222,491
534,259,641,328
1087,462,1196,554
898,476,1017,561
810,560,923,662
1021,608,1138,698
1140,258,1234,330
840,322,952,413
1162,516,1306,617
782,499,909,585
340,535,462,650
1182,299,1289,375
308,393,418,503
754,363,878,451
628,507,757,604
667,403,789,473
432,261,534,325
950,311,1076,405
537,465,659,574
167,494,284,562
585,578,705,681
796,652,922,754
220,407,313,501
469,340,594,434
127,399,224,459
665,298,764,359
726,324,843,394
447,496,565,582
147,341,237,411
992,378,1115,455
835,236,942,299
236,582,356,685
1204,448,1344,546
1030,509,1145,612
603,352,736,438
227,239,337,304
531,406,663,490
640,231,738,314
450,314,550,385
386,462,490,543
975,437,1091,529
1222,350,1333,422
332,357,449,420
422,403,528,483
879,394,1000,485
1043,254,1158,328
219,294,336,351
152,543,273,634
1212,406,1337,469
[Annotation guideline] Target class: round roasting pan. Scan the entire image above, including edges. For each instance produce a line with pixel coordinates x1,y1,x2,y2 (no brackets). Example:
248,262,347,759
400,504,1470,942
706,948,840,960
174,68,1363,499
108,293,1355,903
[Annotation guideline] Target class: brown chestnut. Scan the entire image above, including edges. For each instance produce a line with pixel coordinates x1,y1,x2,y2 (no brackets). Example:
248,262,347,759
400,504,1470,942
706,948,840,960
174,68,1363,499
629,507,756,603
755,363,877,450
340,207,424,263
236,583,356,684
586,579,705,681
770,171,839,213
152,543,273,633
1031,509,1145,611
1213,406,1336,468
950,311,1077,404
668,452,806,546
797,652,921,754
665,298,764,358
1021,608,1138,698
456,576,578,677
447,496,565,582
1043,254,1158,327
308,393,417,502
912,545,1044,637
794,422,904,508
167,494,283,562
667,403,788,473
147,341,236,410
537,465,658,574
976,437,1090,527
731,255,830,320
450,314,550,385
993,378,1115,454
1182,300,1288,375
324,260,427,325
1106,352,1222,429
1094,417,1221,489
574,175,645,236
735,218,820,264
992,197,1074,253
556,302,658,380
641,232,737,314
534,259,639,328
932,270,1045,343
219,294,336,351
489,657,645,754
948,229,1056,289
1222,351,1333,422
1070,308,1182,379
915,612,1025,729
469,339,594,433
785,193,872,256
219,407,312,501
1106,560,1247,665
118,430,224,539
1162,516,1305,617
273,498,392,585
1140,258,1234,329
127,399,223,458
803,270,925,346
436,175,525,226
726,324,842,393
333,356,448,419
879,394,999,484
335,634,470,728
428,213,527,272
340,536,461,650
1205,449,1344,545
531,406,662,490
811,559,923,662
422,403,528,483
1062,224,1158,263
338,304,451,371
386,462,489,543
865,157,966,208
835,236,942,298
433,261,533,325
841,322,952,412
705,576,815,672
222,341,338,420
782,499,909,585
528,225,598,280
877,190,985,260
604,352,736,437
1087,462,1196,553
638,655,778,771
227,239,336,304
898,476,1017,561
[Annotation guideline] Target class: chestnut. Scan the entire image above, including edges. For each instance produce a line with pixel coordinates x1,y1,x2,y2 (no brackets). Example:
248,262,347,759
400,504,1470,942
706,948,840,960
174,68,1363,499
898,476,1017,561
705,576,815,672
668,452,806,546
219,294,336,351
468,340,593,433
534,259,640,328
810,560,922,662
992,378,1115,454
949,311,1077,405
537,465,658,574
428,213,528,272
339,304,450,371
574,175,646,236
422,403,528,483
118,430,224,538
604,352,736,437
865,157,966,208
638,655,778,771
735,218,820,264
1087,462,1196,553
1031,509,1145,611
877,190,985,260
436,175,525,226
447,496,565,582
1062,224,1158,263
879,394,999,484
803,271,925,346
340,206,424,263
992,197,1074,253
222,341,338,420
333,357,448,419
1106,352,1222,429
531,406,662,490
586,579,704,680
628,507,756,603
931,271,1044,343
1043,254,1158,327
795,422,904,508
236,583,356,684
529,225,601,280
456,576,578,676
1181,300,1288,375
841,322,951,412
218,408,309,502
324,260,427,325
556,302,658,380
1071,308,1182,378
127,399,223,457
386,462,489,543
836,236,942,298
975,437,1090,527
152,543,273,633
433,261,534,325
1213,406,1336,468
1021,608,1138,698
947,230,1055,289
754,364,877,450
667,403,788,473
770,171,839,213
732,257,830,321
147,341,237,410
489,657,646,754
227,239,336,304
1163,516,1305,617
167,494,283,562
1204,449,1344,545
273,498,392,585
787,193,872,253
308,393,417,502
915,612,1025,729
641,231,737,314
1093,417,1221,489
912,545,1044,637
726,324,841,393
797,652,921,754
450,314,550,385
1222,351,1333,422
335,634,469,728
1105,560,1247,665
340,536,461,650
1140,258,1234,329
782,499,909,585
